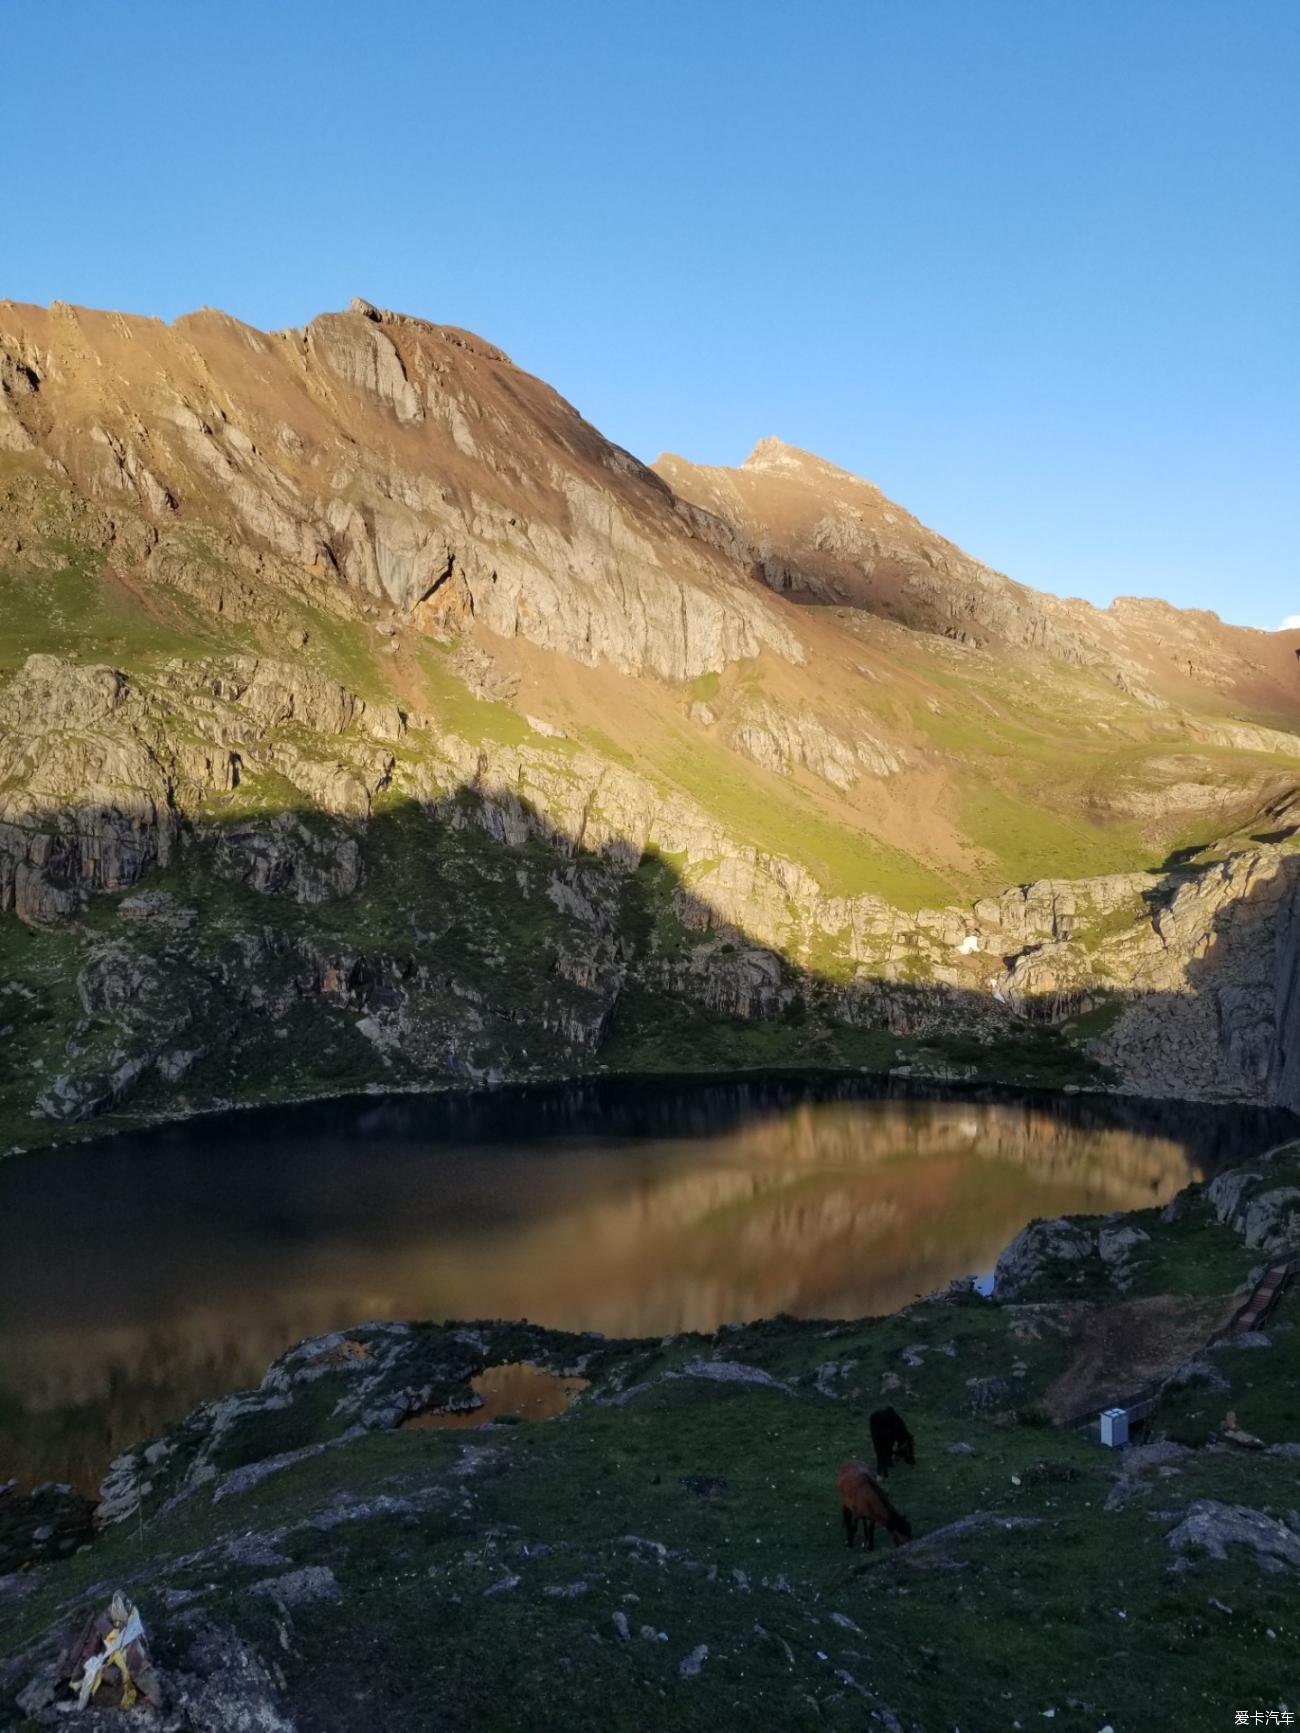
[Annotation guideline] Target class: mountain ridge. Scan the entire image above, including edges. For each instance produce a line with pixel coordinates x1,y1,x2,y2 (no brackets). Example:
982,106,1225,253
2,296,1299,1147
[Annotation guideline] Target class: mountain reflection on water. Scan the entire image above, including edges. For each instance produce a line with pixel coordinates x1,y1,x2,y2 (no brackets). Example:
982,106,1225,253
1,1077,1293,1490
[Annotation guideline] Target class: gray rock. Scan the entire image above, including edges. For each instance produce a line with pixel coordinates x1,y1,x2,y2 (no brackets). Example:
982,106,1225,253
1204,1169,1300,1254
1241,1187,1300,1252
212,1443,329,1504
966,1375,1012,1413
118,889,195,926
676,1360,793,1392
813,1359,858,1398
1206,1169,1261,1225
1165,1501,1300,1573
679,1643,709,1678
174,1622,297,1732
1098,1223,1151,1264
994,1218,1095,1298
1167,1357,1231,1393
252,1565,341,1607
900,1511,1042,1557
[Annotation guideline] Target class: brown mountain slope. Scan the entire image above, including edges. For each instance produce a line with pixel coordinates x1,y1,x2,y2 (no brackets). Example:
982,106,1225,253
0,297,797,681
656,438,1300,721
2,298,1300,1146
4,298,1299,902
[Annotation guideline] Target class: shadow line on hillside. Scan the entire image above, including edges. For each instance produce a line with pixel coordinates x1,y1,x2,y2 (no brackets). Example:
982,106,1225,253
0,772,1298,1129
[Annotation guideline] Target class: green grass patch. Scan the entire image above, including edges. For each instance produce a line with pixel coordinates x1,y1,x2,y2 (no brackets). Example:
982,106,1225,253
959,780,1151,887
1059,997,1126,1042
653,734,956,908
0,556,249,677
413,641,533,747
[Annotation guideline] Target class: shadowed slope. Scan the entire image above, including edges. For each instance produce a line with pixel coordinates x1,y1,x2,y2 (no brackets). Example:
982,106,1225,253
3,736,1300,1153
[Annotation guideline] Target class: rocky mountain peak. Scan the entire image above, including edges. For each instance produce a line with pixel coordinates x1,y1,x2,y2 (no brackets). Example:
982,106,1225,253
343,297,515,365
740,437,880,492
742,436,806,468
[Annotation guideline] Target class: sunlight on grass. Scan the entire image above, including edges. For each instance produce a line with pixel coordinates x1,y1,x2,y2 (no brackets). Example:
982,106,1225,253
655,736,957,908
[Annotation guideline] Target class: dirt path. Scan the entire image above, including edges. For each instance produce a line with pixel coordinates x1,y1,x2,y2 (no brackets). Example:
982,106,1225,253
1045,1293,1236,1423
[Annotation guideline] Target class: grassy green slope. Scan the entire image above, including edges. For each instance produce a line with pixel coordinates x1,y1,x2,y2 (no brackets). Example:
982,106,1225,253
3,1152,1298,1731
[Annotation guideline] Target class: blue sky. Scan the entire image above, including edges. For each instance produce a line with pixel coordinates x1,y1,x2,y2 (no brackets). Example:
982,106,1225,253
2,1,1296,628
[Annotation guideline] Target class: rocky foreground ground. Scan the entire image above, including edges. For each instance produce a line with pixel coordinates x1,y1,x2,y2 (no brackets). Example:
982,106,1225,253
2,1149,1299,1730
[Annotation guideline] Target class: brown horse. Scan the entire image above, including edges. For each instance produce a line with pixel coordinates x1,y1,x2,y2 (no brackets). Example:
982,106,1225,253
836,1461,913,1550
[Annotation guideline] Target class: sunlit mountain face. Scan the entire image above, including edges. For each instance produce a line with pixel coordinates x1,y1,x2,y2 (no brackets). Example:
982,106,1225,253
3,300,1300,1165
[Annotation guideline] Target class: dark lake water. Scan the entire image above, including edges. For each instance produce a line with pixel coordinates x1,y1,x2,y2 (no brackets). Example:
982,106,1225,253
0,1077,1293,1491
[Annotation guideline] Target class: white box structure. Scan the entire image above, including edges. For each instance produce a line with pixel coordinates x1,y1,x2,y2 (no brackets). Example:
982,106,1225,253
1099,1407,1129,1448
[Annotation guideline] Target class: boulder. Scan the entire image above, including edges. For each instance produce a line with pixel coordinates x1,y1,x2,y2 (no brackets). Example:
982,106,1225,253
1098,1223,1151,1264
994,1218,1095,1299
1240,1187,1300,1252
1164,1501,1300,1573
1203,1166,1300,1254
965,1375,1012,1413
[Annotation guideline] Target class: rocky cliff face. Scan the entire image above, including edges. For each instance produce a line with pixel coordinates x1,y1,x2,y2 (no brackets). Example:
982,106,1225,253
0,298,797,680
3,641,1298,1143
2,296,1299,1147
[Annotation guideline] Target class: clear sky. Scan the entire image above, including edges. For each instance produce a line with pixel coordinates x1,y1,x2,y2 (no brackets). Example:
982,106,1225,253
2,1,1296,627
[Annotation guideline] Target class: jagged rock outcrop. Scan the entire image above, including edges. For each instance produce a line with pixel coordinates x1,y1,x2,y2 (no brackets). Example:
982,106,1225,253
1204,1160,1300,1254
993,1212,1158,1299
0,656,178,920
1164,1502,1300,1573
0,654,397,924
728,699,905,787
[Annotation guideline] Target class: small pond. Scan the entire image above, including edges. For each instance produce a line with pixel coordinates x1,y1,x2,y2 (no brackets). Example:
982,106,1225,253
402,1362,591,1430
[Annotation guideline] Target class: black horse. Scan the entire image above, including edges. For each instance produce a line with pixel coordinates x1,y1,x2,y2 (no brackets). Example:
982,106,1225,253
869,1406,916,1478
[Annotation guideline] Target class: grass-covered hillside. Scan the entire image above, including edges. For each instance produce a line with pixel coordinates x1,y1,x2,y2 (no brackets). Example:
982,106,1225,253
3,1147,1298,1731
